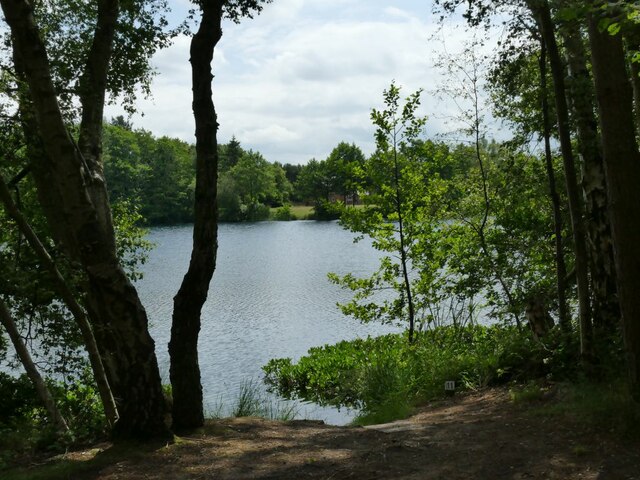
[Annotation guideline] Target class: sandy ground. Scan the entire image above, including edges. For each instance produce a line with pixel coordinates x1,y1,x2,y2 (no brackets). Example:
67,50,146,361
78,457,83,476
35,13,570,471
34,388,640,479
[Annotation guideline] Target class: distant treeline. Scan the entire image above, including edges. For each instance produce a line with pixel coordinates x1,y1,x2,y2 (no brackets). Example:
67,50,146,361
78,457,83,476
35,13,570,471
104,116,478,224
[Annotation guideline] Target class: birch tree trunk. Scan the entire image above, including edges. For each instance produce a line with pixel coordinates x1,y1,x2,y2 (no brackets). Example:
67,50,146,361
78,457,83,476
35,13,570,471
560,16,620,338
588,10,640,400
0,299,69,434
169,0,222,430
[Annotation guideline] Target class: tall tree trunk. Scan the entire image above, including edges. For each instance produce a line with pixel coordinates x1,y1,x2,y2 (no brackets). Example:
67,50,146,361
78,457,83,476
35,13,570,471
12,81,122,424
0,299,70,434
624,27,640,138
539,39,570,331
527,0,594,360
169,0,223,430
0,173,118,426
560,16,620,337
76,0,118,248
588,11,640,400
1,0,170,439
631,57,640,139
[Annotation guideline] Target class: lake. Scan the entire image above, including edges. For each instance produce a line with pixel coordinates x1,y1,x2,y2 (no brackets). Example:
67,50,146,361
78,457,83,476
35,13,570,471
137,220,399,425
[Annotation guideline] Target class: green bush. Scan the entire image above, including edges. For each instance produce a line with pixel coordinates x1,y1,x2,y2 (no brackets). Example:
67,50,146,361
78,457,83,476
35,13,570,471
271,205,295,221
264,324,562,424
312,200,344,220
242,202,271,222
0,373,39,427
0,370,106,468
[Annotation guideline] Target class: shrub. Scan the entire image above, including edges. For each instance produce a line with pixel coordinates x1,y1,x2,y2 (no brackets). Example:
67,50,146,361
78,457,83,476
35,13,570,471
0,370,106,468
0,373,39,428
242,202,271,222
312,200,344,220
264,324,558,424
272,205,295,221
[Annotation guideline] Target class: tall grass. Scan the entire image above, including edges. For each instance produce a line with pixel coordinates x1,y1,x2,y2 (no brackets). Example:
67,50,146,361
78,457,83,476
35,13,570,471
208,380,298,421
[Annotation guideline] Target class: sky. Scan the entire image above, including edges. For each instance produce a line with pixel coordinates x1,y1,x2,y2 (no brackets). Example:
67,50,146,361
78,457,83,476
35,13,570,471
105,0,498,165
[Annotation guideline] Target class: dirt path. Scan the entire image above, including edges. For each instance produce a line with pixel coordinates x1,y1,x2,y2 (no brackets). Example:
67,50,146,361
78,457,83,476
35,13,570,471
54,388,640,479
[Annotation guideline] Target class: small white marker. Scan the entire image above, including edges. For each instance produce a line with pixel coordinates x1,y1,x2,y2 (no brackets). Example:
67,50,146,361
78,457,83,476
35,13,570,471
445,380,456,395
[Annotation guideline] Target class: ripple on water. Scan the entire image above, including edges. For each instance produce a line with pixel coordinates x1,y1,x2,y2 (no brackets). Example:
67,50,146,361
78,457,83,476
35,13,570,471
136,221,399,425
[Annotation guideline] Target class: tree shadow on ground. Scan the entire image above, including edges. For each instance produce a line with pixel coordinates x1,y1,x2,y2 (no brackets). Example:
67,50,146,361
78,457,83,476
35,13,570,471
4,389,640,479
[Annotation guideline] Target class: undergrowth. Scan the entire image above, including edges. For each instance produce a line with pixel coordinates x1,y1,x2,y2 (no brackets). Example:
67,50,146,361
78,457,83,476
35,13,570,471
0,369,106,470
263,324,584,425
541,381,640,440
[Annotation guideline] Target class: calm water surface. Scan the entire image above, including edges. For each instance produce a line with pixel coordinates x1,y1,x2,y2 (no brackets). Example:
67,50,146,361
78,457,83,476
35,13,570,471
137,221,398,424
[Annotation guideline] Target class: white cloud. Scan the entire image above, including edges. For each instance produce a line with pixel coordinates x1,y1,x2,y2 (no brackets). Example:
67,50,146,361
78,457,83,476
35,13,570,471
105,1,498,165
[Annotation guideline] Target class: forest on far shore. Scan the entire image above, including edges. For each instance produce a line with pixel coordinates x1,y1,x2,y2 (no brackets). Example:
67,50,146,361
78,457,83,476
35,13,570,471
103,116,364,223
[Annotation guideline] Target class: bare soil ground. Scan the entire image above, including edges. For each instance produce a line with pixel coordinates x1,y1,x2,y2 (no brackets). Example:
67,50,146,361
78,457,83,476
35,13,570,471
23,387,640,479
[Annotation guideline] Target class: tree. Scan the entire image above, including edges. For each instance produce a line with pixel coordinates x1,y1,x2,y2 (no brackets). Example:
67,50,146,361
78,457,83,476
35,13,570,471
525,0,594,360
269,162,294,206
325,142,366,205
559,10,619,337
485,28,572,330
169,0,271,430
330,83,448,343
435,38,524,328
103,124,197,224
141,136,194,224
219,135,244,171
0,172,118,426
169,0,223,429
217,171,242,221
231,150,277,206
587,2,640,399
282,163,303,187
103,122,147,205
0,298,69,434
295,159,332,204
1,0,172,438
538,39,571,331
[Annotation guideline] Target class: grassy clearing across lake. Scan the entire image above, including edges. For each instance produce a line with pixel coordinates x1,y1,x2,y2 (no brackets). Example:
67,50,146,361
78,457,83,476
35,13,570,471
288,205,314,219
270,205,314,220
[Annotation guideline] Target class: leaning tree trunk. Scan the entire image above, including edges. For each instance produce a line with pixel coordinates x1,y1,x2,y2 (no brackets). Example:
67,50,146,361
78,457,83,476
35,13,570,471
588,10,640,400
1,0,169,439
527,0,594,361
538,39,570,331
169,0,223,430
0,174,118,426
560,16,620,338
0,299,69,434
